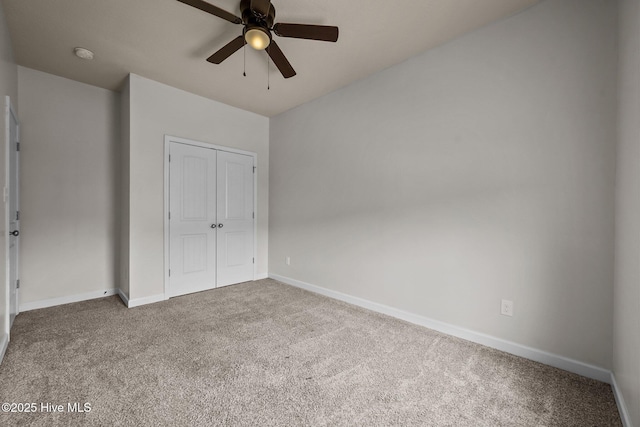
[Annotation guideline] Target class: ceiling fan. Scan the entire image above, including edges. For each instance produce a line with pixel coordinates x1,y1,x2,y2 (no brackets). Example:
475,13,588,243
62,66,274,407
177,0,339,79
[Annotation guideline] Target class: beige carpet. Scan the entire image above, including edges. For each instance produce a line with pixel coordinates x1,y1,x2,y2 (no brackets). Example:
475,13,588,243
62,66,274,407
0,279,621,426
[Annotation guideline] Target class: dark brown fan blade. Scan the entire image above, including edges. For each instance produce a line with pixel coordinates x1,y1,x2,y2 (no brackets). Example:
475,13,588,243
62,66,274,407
250,0,271,18
177,0,242,24
207,36,246,64
273,23,338,42
267,41,296,78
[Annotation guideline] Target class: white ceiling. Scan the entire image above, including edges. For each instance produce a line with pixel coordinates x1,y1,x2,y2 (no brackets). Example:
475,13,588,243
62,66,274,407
2,0,539,117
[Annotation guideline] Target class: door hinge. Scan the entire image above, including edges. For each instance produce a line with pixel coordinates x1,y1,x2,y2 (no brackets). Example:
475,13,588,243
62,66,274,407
16,279,20,289
252,212,254,219
168,212,171,220
168,269,171,277
253,166,256,173
253,258,255,264
16,142,20,152
16,211,19,221
169,154,171,162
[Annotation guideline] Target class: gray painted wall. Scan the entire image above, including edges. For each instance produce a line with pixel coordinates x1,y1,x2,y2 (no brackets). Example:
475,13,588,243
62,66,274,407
125,74,269,301
269,0,617,369
615,0,640,424
17,67,120,305
0,0,17,343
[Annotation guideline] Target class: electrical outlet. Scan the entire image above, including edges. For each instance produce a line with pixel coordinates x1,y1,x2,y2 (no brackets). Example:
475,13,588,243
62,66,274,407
501,299,514,317
285,256,291,266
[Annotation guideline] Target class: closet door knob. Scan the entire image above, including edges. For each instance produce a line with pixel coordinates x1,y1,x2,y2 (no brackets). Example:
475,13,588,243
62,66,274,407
218,224,224,228
210,224,217,229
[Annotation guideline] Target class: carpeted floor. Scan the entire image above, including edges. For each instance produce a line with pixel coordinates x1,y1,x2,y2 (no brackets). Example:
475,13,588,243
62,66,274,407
0,279,621,426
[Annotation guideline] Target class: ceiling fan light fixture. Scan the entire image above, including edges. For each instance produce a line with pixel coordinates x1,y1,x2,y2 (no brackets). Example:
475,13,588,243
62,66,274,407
178,0,338,79
245,28,270,50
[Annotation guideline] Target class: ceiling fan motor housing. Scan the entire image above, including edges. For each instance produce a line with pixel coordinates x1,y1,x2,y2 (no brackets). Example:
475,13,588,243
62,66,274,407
240,0,275,28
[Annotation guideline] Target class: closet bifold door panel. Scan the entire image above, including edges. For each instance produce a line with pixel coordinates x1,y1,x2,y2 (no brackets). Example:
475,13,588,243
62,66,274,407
216,151,254,287
168,140,255,298
169,142,218,298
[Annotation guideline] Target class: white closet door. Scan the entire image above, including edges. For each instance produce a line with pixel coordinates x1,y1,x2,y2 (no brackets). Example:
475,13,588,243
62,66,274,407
216,150,254,287
169,143,217,297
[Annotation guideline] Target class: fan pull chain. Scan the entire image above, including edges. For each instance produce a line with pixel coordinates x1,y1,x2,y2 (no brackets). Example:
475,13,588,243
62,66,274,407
243,44,247,77
267,47,270,90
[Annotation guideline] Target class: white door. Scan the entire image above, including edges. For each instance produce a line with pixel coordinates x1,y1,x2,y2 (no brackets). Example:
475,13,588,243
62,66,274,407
168,142,217,297
5,97,19,328
216,150,254,287
167,140,255,297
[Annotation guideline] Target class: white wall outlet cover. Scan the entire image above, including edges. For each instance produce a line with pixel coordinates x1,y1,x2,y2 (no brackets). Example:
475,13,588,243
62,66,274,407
501,299,514,317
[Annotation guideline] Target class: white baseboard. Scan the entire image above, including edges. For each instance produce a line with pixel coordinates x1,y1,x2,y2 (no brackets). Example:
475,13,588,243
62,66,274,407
19,288,119,312
117,289,130,307
126,293,166,308
0,333,8,364
269,273,612,384
610,373,633,427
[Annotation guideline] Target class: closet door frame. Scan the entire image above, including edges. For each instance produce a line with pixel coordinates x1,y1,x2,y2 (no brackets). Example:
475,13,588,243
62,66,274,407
163,135,257,299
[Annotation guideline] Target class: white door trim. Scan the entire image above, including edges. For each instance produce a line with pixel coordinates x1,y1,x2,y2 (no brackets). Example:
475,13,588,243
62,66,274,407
163,135,258,300
4,96,19,336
